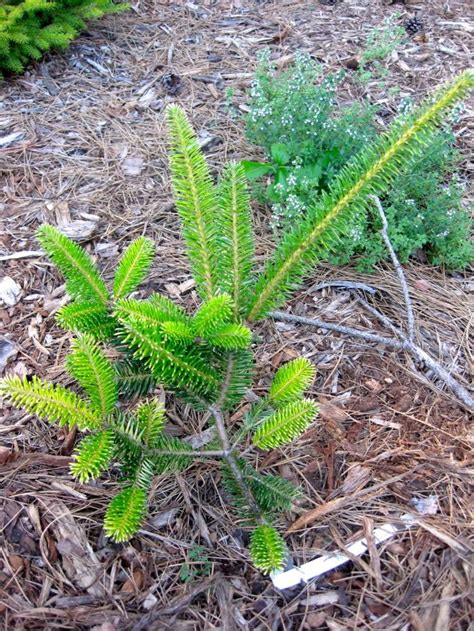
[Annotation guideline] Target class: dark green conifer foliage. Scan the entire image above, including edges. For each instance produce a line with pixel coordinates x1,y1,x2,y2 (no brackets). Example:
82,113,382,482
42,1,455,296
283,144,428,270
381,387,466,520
0,0,128,76
1,70,472,574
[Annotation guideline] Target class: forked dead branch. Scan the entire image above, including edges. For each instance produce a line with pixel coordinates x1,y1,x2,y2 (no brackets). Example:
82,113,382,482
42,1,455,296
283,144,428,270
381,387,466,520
271,196,474,410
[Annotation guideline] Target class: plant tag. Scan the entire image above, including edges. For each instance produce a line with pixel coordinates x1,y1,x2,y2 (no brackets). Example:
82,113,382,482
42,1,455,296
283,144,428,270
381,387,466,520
271,497,438,590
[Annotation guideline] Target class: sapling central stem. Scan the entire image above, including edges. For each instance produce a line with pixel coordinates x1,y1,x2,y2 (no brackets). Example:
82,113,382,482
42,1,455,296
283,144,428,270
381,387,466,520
209,404,263,518
208,354,264,519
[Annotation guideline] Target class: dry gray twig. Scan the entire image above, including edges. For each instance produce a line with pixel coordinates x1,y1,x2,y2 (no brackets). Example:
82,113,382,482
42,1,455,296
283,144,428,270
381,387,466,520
270,198,474,410
269,310,404,350
370,195,415,342
271,309,474,410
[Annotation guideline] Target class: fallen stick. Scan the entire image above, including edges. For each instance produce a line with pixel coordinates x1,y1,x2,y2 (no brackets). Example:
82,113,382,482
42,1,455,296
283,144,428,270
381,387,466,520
271,310,405,350
0,250,44,262
0,452,73,471
370,195,415,342
270,310,473,408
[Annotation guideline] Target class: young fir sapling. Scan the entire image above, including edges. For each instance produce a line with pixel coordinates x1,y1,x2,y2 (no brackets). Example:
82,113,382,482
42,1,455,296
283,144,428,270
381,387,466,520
1,69,472,574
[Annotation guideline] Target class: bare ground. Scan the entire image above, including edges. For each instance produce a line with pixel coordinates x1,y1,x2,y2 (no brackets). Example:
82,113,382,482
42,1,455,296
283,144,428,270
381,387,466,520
0,1,473,629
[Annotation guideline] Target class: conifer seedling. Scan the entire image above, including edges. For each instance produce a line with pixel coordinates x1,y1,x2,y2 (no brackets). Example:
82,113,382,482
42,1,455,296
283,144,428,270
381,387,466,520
0,0,128,76
1,69,472,574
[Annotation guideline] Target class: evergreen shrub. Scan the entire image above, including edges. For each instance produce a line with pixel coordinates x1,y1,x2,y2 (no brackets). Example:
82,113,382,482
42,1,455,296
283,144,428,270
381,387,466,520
0,0,128,76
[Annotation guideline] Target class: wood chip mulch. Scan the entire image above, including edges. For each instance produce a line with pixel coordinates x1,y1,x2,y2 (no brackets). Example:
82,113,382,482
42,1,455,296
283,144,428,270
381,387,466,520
1,1,472,629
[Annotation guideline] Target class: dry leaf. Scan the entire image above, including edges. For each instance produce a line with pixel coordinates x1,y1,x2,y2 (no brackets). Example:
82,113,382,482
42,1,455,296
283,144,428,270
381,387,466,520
43,499,105,597
185,426,216,448
369,416,401,430
333,465,372,497
142,592,158,610
96,242,119,258
8,554,25,573
0,131,25,147
355,396,380,412
0,337,17,373
396,393,413,412
306,612,329,628
165,282,181,298
325,619,349,631
121,568,145,593
0,446,16,466
91,624,116,631
434,580,454,631
414,279,431,292
307,591,339,606
137,87,157,108
0,277,22,307
8,361,30,378
365,378,383,393
319,401,348,422
150,507,178,529
0,452,72,472
178,278,196,294
121,155,145,176
60,220,98,242
27,504,42,535
61,427,77,454
45,200,71,225
286,497,348,533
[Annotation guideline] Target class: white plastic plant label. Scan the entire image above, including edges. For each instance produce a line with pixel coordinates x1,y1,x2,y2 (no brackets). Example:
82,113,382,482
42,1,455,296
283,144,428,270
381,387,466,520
271,496,438,590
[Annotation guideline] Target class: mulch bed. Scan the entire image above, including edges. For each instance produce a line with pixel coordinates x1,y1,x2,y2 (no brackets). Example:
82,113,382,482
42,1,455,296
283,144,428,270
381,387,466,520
1,1,472,629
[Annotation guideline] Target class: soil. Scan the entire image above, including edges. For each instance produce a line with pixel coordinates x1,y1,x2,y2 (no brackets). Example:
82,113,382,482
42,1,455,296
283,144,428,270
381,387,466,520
0,1,473,630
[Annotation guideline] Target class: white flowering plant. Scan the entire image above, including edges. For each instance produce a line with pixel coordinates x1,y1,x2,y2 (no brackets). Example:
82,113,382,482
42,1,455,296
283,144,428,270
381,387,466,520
244,47,473,271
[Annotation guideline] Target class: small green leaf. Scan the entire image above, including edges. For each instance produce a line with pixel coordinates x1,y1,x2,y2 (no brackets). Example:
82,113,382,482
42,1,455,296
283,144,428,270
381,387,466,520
298,162,323,183
113,237,155,299
104,485,147,543
36,224,108,305
274,166,290,186
0,375,102,431
166,104,219,301
205,323,252,350
135,398,166,447
248,470,300,513
56,301,116,340
161,320,195,344
114,359,157,399
66,334,118,416
147,294,190,323
70,430,114,483
192,295,233,336
270,143,290,166
253,399,319,450
215,162,255,316
240,160,274,181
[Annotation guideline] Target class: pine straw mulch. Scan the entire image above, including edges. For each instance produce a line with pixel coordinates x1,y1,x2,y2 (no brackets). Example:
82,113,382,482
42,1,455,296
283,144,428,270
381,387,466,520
0,1,473,629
